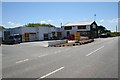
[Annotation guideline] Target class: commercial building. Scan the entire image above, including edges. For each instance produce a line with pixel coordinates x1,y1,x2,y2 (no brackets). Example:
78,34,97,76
2,21,99,42
62,21,98,39
2,26,62,42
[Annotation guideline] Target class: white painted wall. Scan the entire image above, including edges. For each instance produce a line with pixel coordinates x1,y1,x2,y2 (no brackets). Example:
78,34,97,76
21,27,37,34
4,24,92,41
11,27,37,35
9,26,61,41
63,25,91,37
37,27,48,40
71,26,77,34
10,27,22,34
10,27,38,41
37,27,62,40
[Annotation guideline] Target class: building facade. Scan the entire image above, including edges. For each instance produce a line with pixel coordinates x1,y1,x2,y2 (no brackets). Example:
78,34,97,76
3,26,62,42
2,21,99,42
62,21,98,39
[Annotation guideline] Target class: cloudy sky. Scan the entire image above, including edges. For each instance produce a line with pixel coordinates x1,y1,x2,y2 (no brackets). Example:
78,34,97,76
2,2,119,32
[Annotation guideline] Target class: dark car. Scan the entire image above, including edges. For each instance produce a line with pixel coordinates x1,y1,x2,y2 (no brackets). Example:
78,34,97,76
4,34,21,44
100,33,108,38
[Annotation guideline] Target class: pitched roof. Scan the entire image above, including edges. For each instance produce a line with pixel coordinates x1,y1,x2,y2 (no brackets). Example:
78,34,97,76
63,21,94,26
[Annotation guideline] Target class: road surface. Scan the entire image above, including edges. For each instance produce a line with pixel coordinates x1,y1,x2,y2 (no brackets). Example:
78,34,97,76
2,37,119,79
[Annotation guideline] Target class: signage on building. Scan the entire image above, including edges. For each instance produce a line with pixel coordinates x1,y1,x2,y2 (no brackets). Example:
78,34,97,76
74,32,80,40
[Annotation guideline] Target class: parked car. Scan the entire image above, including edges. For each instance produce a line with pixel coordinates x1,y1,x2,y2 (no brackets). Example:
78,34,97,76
67,34,74,40
100,33,108,38
3,34,21,44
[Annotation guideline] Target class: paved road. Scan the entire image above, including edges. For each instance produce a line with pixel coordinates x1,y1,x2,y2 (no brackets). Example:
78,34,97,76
2,37,119,79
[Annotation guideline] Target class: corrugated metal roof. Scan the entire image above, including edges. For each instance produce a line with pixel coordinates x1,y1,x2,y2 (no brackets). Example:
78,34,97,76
63,21,94,26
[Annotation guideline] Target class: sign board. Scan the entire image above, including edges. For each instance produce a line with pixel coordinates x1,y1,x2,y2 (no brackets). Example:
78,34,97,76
74,32,80,40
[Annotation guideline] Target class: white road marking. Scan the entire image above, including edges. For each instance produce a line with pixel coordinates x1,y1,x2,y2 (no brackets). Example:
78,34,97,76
52,48,70,55
40,67,64,79
86,46,104,56
16,59,29,63
38,54,48,58
54,50,62,54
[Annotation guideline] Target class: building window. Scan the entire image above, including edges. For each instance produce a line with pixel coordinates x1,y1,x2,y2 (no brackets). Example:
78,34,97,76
52,32,55,37
78,26,86,29
77,31,88,36
64,26,72,30
93,24,96,29
66,31,70,36
81,32,87,35
44,33,48,40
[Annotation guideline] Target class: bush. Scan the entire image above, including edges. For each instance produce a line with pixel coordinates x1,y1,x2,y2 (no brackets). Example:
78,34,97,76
110,32,120,37
25,23,55,27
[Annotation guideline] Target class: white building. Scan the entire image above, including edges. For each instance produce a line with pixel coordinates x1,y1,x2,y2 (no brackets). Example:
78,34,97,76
10,27,37,41
62,21,98,39
2,21,99,42
37,27,62,40
6,26,62,42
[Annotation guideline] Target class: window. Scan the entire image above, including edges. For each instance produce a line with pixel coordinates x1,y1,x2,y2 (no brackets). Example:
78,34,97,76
78,26,86,29
52,32,55,36
44,33,48,40
66,31,70,36
64,26,72,30
93,24,96,29
79,31,89,36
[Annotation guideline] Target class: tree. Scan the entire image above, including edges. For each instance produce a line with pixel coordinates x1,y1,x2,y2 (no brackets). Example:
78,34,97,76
24,23,55,28
97,25,111,33
97,25,106,33
0,26,5,30
110,32,120,37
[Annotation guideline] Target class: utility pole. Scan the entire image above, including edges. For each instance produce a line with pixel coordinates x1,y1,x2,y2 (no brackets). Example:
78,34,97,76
60,23,62,28
116,25,117,32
